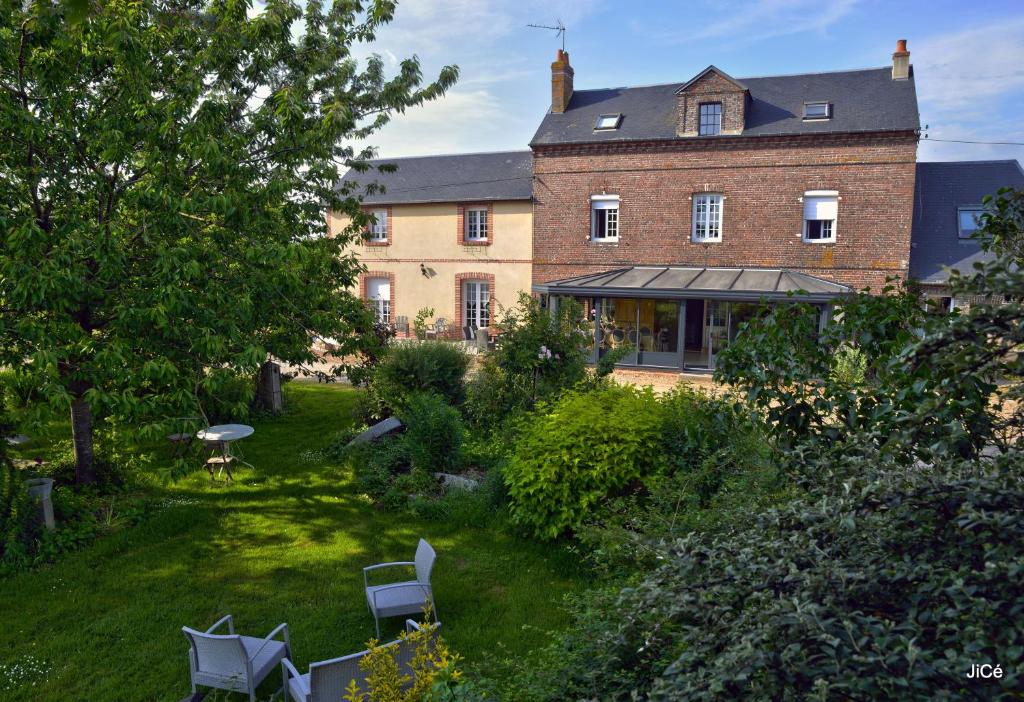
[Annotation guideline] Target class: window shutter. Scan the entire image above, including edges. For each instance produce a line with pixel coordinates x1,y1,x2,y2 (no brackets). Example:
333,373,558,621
804,196,837,220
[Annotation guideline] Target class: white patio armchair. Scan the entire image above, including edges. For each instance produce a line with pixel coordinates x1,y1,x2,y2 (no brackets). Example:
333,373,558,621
363,538,437,638
281,621,440,702
182,614,292,702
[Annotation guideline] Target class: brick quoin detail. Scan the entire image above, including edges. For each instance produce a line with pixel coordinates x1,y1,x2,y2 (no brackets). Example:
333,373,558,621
454,272,496,331
456,203,494,247
362,205,393,247
359,271,396,322
531,132,918,293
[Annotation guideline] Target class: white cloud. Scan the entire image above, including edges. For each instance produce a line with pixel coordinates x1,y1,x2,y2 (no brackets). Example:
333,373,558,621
912,17,1024,111
364,88,529,157
913,18,1024,162
647,0,859,44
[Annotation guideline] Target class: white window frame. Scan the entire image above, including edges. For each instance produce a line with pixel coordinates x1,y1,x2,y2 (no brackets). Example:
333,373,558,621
803,101,831,120
367,277,390,324
802,190,839,244
957,206,984,239
368,209,388,241
691,193,724,242
463,279,490,329
465,207,489,241
699,102,722,136
594,113,622,130
590,195,620,242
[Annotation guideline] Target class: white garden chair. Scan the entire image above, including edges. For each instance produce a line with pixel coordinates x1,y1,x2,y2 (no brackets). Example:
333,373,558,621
281,621,440,702
182,614,291,701
363,538,437,638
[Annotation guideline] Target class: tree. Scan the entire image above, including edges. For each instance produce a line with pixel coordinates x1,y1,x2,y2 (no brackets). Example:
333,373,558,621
0,0,457,482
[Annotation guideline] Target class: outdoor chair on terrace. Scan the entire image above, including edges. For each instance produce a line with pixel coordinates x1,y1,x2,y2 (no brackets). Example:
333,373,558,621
363,538,437,638
182,615,291,702
425,318,448,340
281,621,441,702
395,315,410,335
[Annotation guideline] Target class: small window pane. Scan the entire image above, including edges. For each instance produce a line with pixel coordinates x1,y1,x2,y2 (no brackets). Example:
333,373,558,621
591,198,620,241
804,102,830,118
465,208,488,240
692,194,723,241
699,103,721,136
595,114,621,130
369,210,388,240
958,208,982,238
805,220,834,241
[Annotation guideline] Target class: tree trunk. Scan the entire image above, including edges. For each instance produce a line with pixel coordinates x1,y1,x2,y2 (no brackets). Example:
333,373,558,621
70,394,96,484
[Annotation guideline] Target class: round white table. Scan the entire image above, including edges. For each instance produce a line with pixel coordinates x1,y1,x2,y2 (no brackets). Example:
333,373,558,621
197,424,255,473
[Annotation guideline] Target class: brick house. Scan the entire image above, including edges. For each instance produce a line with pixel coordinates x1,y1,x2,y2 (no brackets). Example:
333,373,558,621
333,151,533,339
530,42,921,371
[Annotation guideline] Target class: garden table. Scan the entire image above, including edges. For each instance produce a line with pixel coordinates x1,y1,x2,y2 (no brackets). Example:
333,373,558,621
196,424,255,474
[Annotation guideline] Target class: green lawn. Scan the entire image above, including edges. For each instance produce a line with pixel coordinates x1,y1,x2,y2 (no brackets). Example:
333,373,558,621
0,384,583,701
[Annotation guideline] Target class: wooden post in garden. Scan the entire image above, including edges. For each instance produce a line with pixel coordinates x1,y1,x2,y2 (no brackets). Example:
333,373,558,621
256,361,283,414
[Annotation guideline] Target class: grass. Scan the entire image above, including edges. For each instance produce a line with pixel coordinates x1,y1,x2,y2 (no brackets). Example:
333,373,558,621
0,384,584,701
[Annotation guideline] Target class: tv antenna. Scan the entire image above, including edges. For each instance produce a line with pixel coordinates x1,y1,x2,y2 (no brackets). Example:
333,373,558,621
527,19,566,51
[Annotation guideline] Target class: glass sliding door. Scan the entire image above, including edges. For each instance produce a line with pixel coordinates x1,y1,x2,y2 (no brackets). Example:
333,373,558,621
596,298,639,366
641,300,681,367
706,300,729,370
683,299,707,369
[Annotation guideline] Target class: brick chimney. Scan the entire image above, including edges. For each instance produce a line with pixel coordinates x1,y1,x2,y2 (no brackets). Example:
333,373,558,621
551,49,574,113
892,39,910,80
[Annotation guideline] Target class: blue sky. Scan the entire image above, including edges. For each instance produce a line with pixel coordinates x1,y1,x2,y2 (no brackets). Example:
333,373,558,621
358,0,1024,163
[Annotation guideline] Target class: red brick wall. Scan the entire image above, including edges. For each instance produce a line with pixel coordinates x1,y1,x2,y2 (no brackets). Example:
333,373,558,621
531,132,918,293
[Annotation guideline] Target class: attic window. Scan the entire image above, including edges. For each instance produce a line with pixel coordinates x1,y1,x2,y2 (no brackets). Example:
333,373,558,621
803,102,831,120
594,114,622,131
958,206,984,239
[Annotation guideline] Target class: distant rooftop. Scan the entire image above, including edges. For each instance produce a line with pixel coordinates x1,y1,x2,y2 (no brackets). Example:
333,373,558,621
337,150,532,205
911,160,1024,285
532,67,920,147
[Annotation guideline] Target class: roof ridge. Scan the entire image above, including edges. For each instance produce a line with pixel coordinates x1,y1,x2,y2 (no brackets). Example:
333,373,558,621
569,66,894,95
918,159,1021,165
365,149,532,162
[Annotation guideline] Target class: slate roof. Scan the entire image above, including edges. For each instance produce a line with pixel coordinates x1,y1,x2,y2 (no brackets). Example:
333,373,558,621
337,150,532,205
534,266,851,302
911,160,1024,284
531,67,919,146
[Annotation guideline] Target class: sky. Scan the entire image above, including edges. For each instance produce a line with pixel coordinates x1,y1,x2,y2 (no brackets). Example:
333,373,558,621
353,0,1024,163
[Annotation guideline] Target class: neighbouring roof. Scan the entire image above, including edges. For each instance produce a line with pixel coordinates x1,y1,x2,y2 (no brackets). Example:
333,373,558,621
534,266,852,302
911,160,1024,285
337,150,533,205
531,67,919,146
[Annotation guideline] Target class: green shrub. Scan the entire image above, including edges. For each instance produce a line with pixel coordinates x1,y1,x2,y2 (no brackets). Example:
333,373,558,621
401,393,464,473
370,342,469,416
464,294,591,434
520,449,1024,700
1,407,38,570
505,385,663,540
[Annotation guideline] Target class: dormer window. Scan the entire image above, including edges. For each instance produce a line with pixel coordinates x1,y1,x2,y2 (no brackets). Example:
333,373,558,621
699,103,722,136
803,102,831,120
594,113,622,131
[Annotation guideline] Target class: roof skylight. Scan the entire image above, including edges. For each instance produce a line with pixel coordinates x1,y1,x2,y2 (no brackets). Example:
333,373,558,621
594,113,622,130
803,102,831,120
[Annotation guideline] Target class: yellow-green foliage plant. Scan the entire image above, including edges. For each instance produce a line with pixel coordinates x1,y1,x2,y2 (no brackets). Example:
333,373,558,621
343,618,459,702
